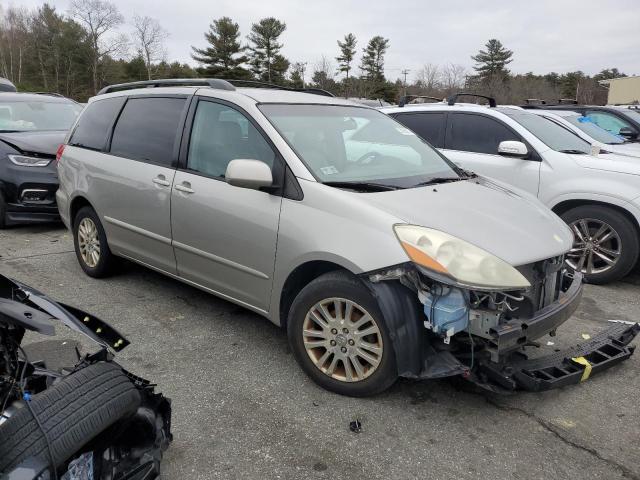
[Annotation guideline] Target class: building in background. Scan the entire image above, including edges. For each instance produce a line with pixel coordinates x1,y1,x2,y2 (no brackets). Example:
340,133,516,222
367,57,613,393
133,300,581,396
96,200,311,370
600,76,640,105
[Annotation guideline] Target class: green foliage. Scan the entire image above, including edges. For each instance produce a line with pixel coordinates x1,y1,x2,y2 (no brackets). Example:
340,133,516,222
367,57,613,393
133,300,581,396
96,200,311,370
336,33,357,78
360,35,388,82
471,39,513,79
247,17,289,83
191,17,250,79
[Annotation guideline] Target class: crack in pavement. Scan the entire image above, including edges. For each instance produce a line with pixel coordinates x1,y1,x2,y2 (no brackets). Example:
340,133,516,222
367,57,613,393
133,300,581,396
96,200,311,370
483,396,639,480
0,250,75,261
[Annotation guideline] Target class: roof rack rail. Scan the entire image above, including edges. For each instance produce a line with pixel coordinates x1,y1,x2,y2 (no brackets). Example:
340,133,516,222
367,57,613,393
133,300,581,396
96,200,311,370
398,95,443,107
98,78,236,95
447,92,496,108
524,98,546,105
557,98,578,105
97,77,336,98
226,79,334,97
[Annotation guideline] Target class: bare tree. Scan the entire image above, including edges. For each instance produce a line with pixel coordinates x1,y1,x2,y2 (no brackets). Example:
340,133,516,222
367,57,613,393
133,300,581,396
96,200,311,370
132,15,167,80
415,63,440,92
441,63,467,94
70,0,127,93
311,55,335,90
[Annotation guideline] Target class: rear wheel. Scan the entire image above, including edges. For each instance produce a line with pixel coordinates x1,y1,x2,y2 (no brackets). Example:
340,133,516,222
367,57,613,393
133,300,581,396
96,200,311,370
287,271,397,397
73,206,116,277
561,205,639,284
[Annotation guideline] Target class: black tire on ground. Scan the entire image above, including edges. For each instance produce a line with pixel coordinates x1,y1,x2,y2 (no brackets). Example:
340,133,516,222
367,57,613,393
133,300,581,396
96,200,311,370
0,191,6,229
287,271,398,397
0,362,141,474
561,205,640,284
73,206,116,278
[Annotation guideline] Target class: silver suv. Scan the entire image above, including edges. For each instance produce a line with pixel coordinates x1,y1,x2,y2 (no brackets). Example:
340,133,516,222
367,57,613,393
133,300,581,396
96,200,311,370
56,79,638,396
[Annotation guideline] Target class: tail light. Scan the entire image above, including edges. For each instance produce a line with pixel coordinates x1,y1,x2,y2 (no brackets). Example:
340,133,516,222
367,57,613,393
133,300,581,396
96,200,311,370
55,144,65,164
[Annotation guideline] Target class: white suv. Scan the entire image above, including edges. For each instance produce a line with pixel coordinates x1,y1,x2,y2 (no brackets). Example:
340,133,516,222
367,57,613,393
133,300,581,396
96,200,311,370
383,98,640,284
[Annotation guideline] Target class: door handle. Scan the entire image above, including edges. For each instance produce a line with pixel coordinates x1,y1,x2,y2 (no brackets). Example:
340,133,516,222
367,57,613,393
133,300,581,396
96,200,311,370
152,175,171,187
175,182,194,194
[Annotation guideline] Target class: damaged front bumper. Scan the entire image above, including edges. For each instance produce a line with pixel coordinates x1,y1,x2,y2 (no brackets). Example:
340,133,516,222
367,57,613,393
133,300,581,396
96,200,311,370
476,321,639,392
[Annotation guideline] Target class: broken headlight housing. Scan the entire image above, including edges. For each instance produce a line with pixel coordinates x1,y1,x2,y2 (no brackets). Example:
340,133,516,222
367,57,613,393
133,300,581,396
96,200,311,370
393,225,531,291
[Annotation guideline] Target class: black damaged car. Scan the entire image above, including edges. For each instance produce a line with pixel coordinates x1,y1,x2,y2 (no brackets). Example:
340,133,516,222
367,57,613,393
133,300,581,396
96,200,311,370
0,92,82,228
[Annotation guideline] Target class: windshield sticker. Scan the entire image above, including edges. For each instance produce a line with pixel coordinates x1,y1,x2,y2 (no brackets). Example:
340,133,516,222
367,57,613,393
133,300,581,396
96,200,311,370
320,166,339,175
395,126,415,136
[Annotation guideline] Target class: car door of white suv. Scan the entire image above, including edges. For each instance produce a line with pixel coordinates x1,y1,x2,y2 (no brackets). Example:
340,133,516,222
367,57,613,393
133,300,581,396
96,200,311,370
441,112,541,195
170,98,283,312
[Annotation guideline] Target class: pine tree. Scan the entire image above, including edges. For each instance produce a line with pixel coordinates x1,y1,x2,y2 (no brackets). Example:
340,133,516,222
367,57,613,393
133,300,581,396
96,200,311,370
191,17,250,79
471,39,513,80
247,17,288,83
336,33,357,97
360,36,388,82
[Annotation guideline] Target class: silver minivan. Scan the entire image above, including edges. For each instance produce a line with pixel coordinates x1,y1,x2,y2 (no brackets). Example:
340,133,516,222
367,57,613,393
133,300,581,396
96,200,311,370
56,79,638,396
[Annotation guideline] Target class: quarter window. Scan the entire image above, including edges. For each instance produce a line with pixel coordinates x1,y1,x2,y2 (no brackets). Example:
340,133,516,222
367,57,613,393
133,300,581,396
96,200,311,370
69,97,125,151
187,101,276,178
110,97,186,167
393,112,446,148
447,113,519,154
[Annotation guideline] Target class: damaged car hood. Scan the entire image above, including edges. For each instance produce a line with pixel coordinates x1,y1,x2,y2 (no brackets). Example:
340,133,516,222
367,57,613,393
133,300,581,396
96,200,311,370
364,177,573,266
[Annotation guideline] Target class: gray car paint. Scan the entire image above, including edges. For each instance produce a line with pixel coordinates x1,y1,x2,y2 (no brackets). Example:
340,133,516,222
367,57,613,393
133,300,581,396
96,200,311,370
57,87,574,327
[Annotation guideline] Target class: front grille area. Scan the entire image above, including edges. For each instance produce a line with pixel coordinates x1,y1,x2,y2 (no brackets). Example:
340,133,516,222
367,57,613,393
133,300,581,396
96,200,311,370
511,255,565,319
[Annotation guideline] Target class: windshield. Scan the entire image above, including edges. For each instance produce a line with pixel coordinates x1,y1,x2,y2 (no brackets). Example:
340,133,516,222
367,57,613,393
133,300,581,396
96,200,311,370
259,104,458,188
563,114,625,144
504,110,591,154
0,100,82,131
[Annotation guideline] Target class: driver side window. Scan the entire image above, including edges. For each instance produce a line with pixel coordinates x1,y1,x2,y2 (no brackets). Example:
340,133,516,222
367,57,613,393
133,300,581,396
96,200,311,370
187,101,276,178
585,111,632,136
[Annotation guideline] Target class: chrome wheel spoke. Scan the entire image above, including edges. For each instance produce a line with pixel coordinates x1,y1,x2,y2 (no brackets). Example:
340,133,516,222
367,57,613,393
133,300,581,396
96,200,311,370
303,297,383,383
567,218,621,275
592,249,616,265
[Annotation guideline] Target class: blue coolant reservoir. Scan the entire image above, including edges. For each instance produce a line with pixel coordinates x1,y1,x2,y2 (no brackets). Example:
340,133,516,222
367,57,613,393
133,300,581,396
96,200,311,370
422,288,469,338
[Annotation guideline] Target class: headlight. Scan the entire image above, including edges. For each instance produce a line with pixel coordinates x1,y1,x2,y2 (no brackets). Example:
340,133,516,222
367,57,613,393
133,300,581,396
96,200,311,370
394,225,531,290
8,154,51,167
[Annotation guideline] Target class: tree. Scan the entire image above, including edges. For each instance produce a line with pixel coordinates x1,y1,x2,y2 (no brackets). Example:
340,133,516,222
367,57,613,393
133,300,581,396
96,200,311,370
132,15,167,80
360,35,388,82
415,63,440,92
594,68,627,81
336,33,356,95
471,38,513,80
311,55,336,91
70,0,127,94
289,61,305,88
191,16,250,79
247,17,287,83
441,63,466,94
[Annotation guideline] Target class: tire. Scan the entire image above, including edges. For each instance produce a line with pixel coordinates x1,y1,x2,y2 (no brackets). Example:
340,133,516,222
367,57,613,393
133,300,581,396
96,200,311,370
73,206,116,277
561,205,639,284
0,362,140,474
287,271,397,397
0,191,6,229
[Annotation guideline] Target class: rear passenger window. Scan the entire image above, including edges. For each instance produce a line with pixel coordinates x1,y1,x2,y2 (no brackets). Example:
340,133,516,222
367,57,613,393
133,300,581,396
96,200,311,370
69,97,125,151
187,101,276,178
110,97,186,167
394,112,445,147
447,113,519,154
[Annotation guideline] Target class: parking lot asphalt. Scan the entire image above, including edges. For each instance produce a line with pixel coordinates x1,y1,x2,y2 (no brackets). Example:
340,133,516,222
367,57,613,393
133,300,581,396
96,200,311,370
1,224,639,480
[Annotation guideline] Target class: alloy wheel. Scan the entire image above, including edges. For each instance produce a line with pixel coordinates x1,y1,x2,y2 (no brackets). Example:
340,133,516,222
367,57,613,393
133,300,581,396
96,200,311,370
566,218,621,275
77,217,101,268
302,298,383,382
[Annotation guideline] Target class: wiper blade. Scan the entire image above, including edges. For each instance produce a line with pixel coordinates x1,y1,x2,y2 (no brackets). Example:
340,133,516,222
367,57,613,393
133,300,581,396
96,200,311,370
322,181,400,191
413,177,464,187
559,149,587,154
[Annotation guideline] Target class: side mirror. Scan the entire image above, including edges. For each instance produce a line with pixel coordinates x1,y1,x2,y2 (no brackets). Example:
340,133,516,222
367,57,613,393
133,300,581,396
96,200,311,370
225,159,273,190
498,140,528,158
618,127,638,140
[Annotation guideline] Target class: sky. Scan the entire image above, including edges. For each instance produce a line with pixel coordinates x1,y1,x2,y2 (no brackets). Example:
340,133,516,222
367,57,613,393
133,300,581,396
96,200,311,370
10,0,640,81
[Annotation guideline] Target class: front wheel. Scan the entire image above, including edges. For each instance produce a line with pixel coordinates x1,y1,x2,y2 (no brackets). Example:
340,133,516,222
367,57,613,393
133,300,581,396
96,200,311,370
287,271,397,397
562,205,639,284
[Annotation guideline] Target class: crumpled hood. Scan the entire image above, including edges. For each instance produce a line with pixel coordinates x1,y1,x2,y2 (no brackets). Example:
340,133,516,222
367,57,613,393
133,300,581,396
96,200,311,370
0,130,66,156
364,177,573,266
576,152,640,176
